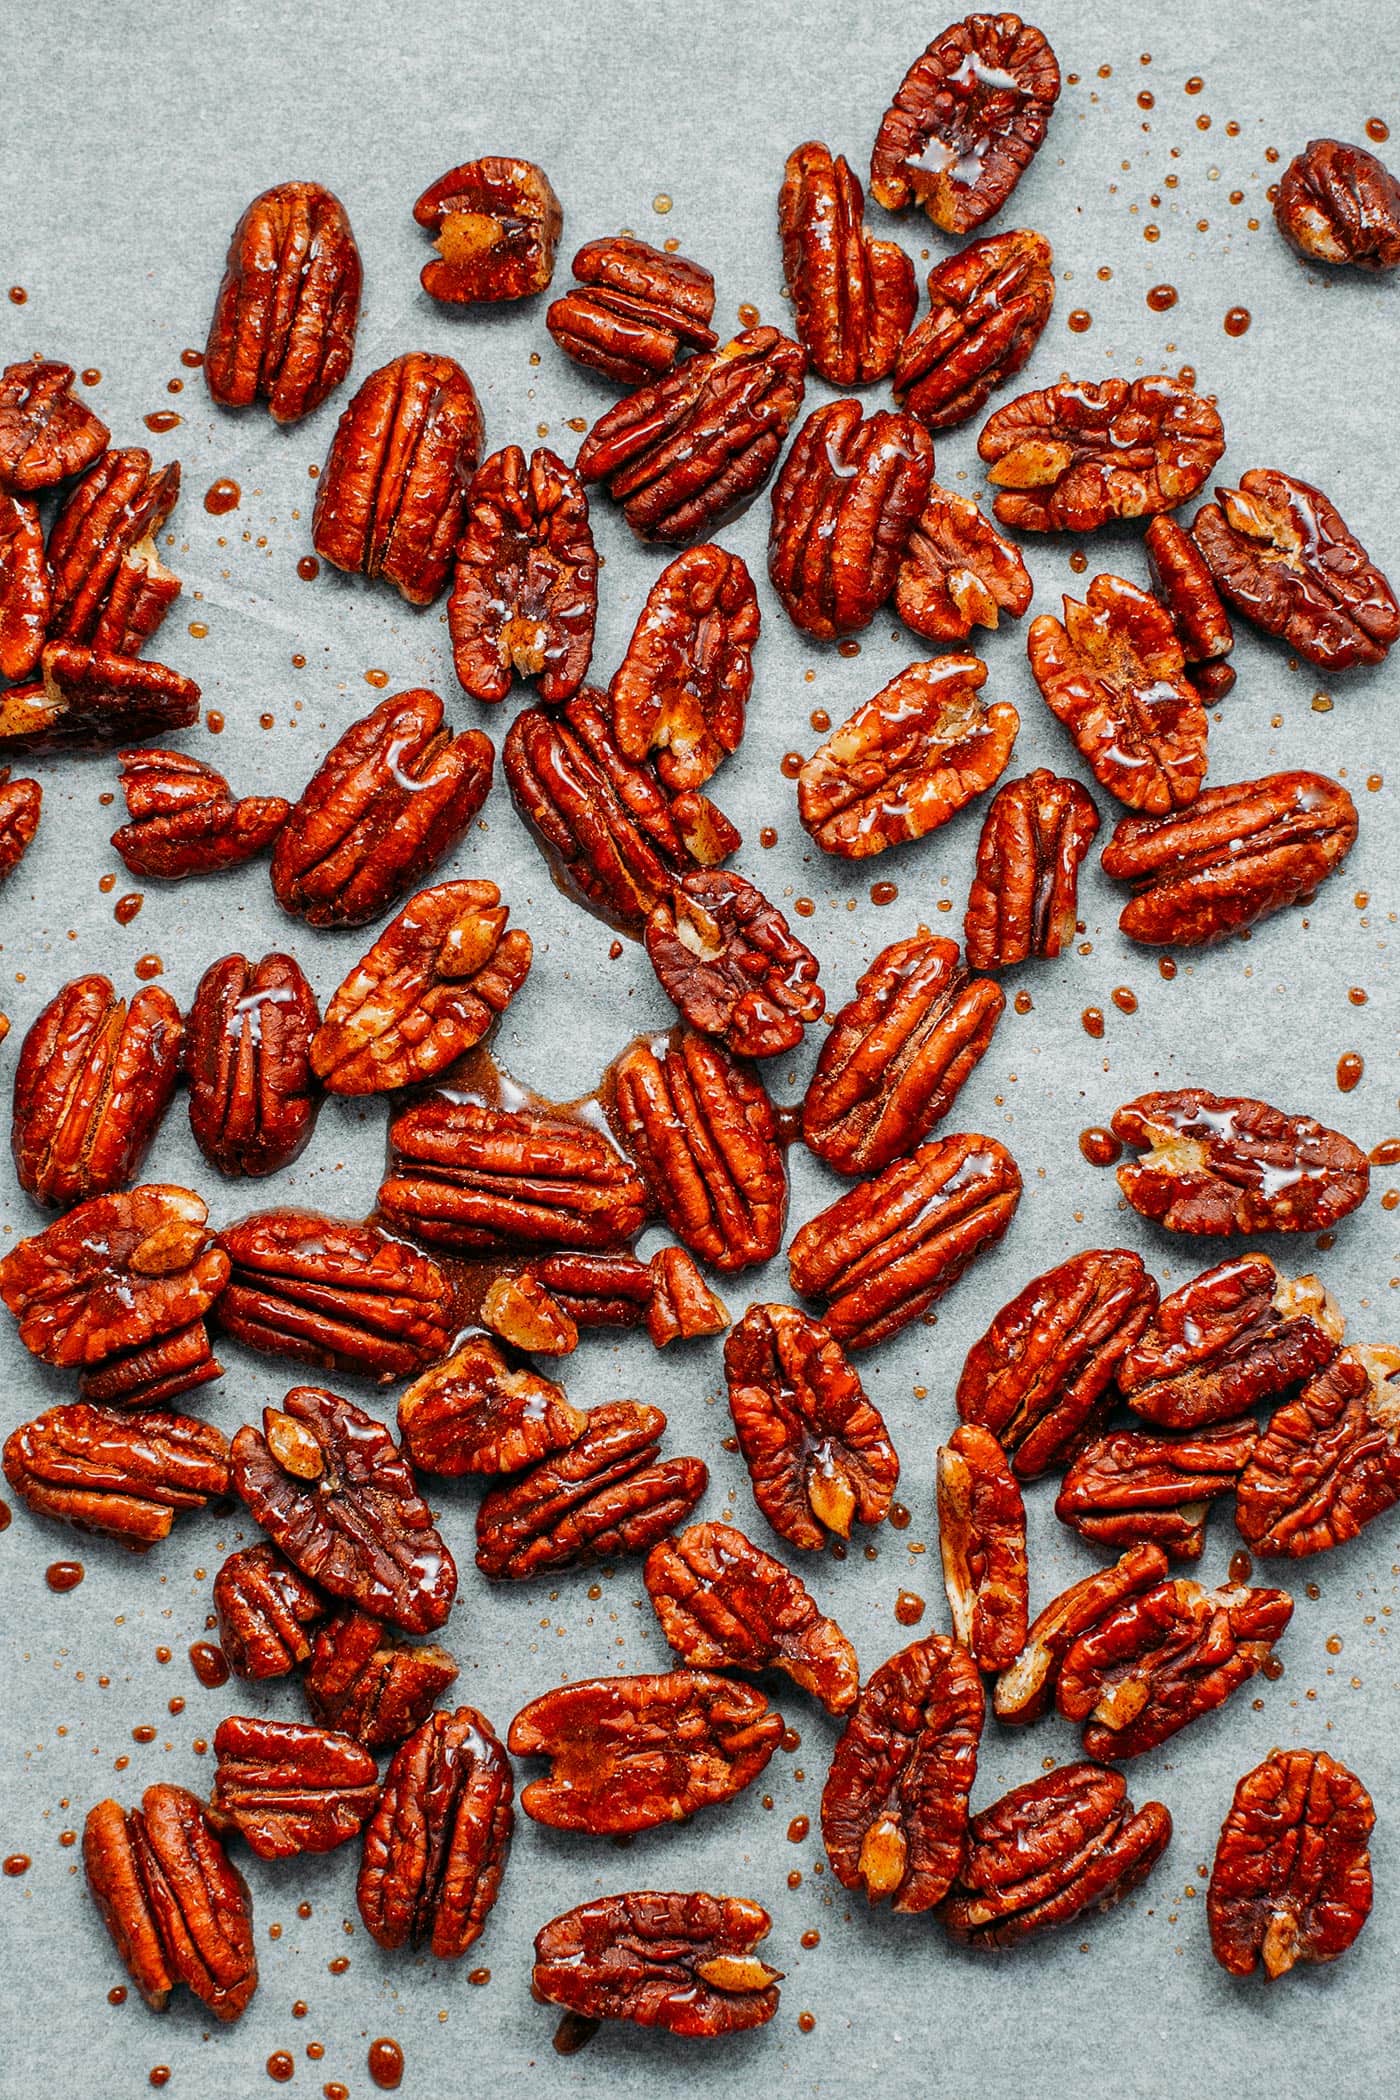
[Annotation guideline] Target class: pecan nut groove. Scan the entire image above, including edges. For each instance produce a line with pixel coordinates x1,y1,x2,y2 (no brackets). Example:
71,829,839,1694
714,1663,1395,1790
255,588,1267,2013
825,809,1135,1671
413,157,562,303
964,768,1099,969
448,445,596,704
937,1422,1028,1669
1274,138,1400,273
645,870,824,1059
1055,1417,1257,1560
547,235,717,384
768,399,933,639
357,1707,514,1959
532,1891,782,2037
1113,1090,1370,1235
186,952,321,1179
111,749,289,878
204,181,361,423
1208,1750,1374,1978
83,1787,257,2020
3,1403,230,1546
12,973,183,1207
778,142,916,385
1117,1255,1344,1431
979,375,1225,531
609,545,759,792
1235,1345,1400,1559
894,230,1055,430
303,1611,459,1749
894,483,1032,640
210,1716,379,1859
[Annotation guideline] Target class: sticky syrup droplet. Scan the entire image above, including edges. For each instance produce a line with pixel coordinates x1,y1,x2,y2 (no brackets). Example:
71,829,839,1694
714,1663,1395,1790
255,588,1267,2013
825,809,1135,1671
46,1560,85,1592
1081,1007,1105,1039
1336,1053,1363,1092
1079,1127,1122,1167
203,478,240,516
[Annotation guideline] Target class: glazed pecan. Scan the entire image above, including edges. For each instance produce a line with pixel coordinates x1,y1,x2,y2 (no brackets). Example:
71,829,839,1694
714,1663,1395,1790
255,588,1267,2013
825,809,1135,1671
797,656,1018,858
0,766,41,878
644,1520,860,1715
358,1707,513,1958
644,1246,731,1347
186,952,320,1178
210,1716,379,1860
0,359,109,492
609,545,759,791
1144,514,1234,692
482,1247,728,1354
768,400,933,639
480,1269,580,1355
936,1422,1027,1670
413,157,562,303
303,1609,458,1749
508,1670,783,1832
1208,1751,1374,1979
214,1544,327,1681
894,483,1032,640
230,1386,456,1633
803,933,1004,1175
504,687,740,932
76,1318,223,1412
0,641,198,755
216,1211,454,1382
272,688,494,929
576,326,807,542
943,1763,1172,1948
1055,1417,1257,1560
979,375,1225,532
47,449,181,655
821,1634,983,1912
312,352,484,605
993,1542,1169,1725
610,1029,786,1272
956,1248,1158,1478
0,492,48,678
3,1403,229,1546
893,229,1054,430
204,181,361,422
397,1337,586,1477
963,767,1099,968
1113,1090,1370,1236
448,446,596,704
309,880,532,1094
1118,1255,1343,1431
778,142,916,385
532,1891,781,2037
1235,1345,1400,1559
1192,469,1399,670
790,1132,1021,1350
475,1400,707,1580
547,235,717,384
645,870,823,1058
1275,138,1400,272
83,1787,256,2021
111,749,289,878
11,974,182,1207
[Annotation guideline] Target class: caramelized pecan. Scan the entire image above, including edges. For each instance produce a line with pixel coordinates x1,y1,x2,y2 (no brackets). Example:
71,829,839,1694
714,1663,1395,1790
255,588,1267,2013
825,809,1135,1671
210,1716,379,1859
532,1891,781,2037
963,767,1100,968
936,1422,1027,1669
303,1610,458,1749
1144,513,1234,687
214,1543,326,1681
768,399,933,639
448,445,596,704
83,1787,256,2020
993,1543,1170,1726
1055,1417,1257,1559
894,482,1032,639
0,766,41,877
3,1403,230,1546
186,952,320,1178
12,974,183,1207
1235,1344,1400,1558
47,449,181,654
1113,1089,1370,1235
0,641,198,755
357,1707,513,1958
76,1318,223,1412
1118,1255,1344,1430
413,157,562,303
1275,138,1400,272
111,749,289,878
0,492,48,678
609,544,759,791
204,181,361,423
1208,1751,1374,1978
0,359,109,492
643,1246,731,1347
645,870,823,1058
778,142,916,385
482,1247,727,1353
547,235,717,384
893,229,1055,430
479,1269,580,1355
979,374,1225,532
397,1337,586,1477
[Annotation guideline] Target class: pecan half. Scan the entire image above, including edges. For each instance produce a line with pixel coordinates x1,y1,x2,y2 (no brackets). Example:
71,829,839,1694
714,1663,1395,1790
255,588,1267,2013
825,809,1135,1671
47,449,181,654
186,952,320,1178
894,482,1032,640
790,1131,1021,1349
214,1543,326,1681
83,1787,256,2020
397,1337,586,1476
547,235,717,384
76,1318,223,1411
644,1520,860,1715
0,359,109,492
230,1386,456,1633
576,326,807,542
797,655,1018,858
803,932,1004,1175
1118,1255,1344,1430
312,353,484,605
532,1891,781,2037
778,142,916,385
893,229,1055,430
12,973,183,1207
358,1707,513,1958
3,1403,230,1546
448,445,596,704
111,748,289,878
1143,513,1234,688
0,766,41,877
0,492,48,678
303,1610,458,1749
413,157,562,303
993,1542,1170,1726
979,375,1225,532
963,767,1099,968
1113,1090,1370,1236
1275,138,1400,272
768,399,933,639
210,1716,379,1859
1235,1344,1400,1558
609,544,759,791
1055,1417,1257,1559
204,181,361,423
943,1763,1172,1947
1208,1751,1374,1978
936,1422,1027,1669
0,641,198,755
645,870,824,1058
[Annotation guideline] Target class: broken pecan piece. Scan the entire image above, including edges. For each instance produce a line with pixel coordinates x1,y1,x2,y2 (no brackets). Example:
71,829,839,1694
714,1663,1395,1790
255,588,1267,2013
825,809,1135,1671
3,1403,230,1546
358,1706,513,1958
894,482,1032,640
76,1318,223,1412
645,870,824,1058
609,544,759,791
210,1716,379,1860
47,449,181,654
204,181,361,423
1113,1089,1370,1235
894,229,1055,430
532,1891,781,2037
448,445,596,704
482,1247,727,1354
963,767,1099,968
1235,1344,1400,1558
0,491,48,678
83,1786,256,2020
0,641,198,755
214,1544,326,1681
111,748,289,878
397,1337,586,1477
413,157,562,303
979,374,1225,531
547,235,717,383
12,973,183,1207
303,1610,458,1749
1274,138,1400,272
1208,1750,1374,1979
1055,1417,1257,1560
936,1423,1027,1670
769,399,933,639
0,766,41,878
186,951,320,1178
1118,1255,1343,1430
1144,513,1234,688
778,142,916,385
0,358,108,492
993,1543,1170,1726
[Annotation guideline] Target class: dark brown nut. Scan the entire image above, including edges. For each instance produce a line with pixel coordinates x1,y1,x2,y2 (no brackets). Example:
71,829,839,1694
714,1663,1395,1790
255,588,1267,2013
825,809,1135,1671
186,952,321,1179
0,359,109,493
894,483,1032,640
797,656,1019,859
312,353,484,606
83,1786,256,2020
272,687,494,930
204,181,361,423
3,1403,230,1546
993,1542,1170,1726
413,157,562,303
357,1707,513,1959
955,1248,1158,1479
790,1132,1021,1350
943,1763,1172,1947
216,1211,455,1382
1055,1417,1258,1560
963,767,1099,969
0,641,198,755
47,449,181,655
0,1185,229,1368
937,1422,1027,1670
111,748,289,879
576,326,807,543
979,374,1225,532
547,235,718,384
76,1318,223,1412
1114,1089,1370,1237
893,229,1055,430
1192,468,1399,670
1274,138,1400,272
1208,1750,1374,1979
397,1336,587,1477
1235,1344,1400,1559
309,880,532,1095
778,141,917,385
303,1610,458,1749
1143,513,1234,677
508,1670,783,1831
803,933,1003,1176
476,1400,707,1580
1118,1255,1344,1431
448,445,596,705
768,399,934,640
0,492,48,679
610,1028,787,1273
645,870,824,1059
230,1385,457,1633
821,1634,984,1912
11,974,183,1208
1057,1576,1294,1760
725,1303,899,1550
0,766,41,878
210,1716,379,1860
532,1891,782,2037
214,1544,326,1681
644,1520,860,1715
609,545,759,792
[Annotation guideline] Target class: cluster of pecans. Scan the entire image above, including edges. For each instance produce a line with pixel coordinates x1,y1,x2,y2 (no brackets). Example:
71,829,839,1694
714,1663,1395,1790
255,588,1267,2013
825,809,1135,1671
2,7,1398,2050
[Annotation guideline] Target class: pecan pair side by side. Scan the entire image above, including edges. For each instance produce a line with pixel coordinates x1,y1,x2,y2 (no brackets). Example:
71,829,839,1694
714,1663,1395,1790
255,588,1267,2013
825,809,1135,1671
84,1787,257,2019
358,1706,513,1958
769,399,933,639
